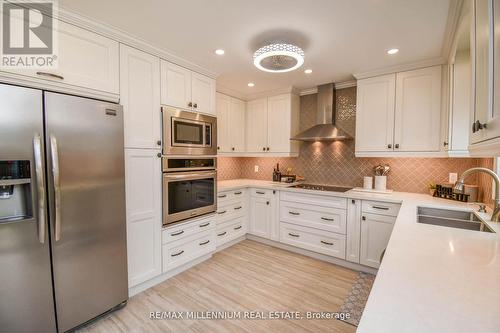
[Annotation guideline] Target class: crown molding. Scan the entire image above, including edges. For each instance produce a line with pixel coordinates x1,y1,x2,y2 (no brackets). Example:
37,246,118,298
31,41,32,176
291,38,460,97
441,0,465,60
245,86,300,100
353,57,446,80
216,85,248,101
299,87,318,96
334,80,357,89
39,5,218,79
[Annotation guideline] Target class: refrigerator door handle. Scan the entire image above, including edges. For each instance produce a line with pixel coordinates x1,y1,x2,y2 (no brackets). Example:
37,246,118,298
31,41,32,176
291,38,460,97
33,134,46,244
50,135,62,242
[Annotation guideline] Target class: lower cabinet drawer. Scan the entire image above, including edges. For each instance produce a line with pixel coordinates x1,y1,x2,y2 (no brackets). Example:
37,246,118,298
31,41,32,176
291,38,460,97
280,223,346,259
216,201,246,223
215,217,247,247
162,216,215,244
362,200,401,217
162,230,215,272
280,201,347,234
217,189,246,204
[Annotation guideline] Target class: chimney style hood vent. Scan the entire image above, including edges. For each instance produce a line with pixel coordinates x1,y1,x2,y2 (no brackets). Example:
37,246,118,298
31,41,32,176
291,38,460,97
291,83,352,142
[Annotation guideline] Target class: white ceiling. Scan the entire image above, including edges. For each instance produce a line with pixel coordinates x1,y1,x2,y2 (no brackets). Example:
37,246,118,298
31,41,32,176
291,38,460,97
60,0,453,97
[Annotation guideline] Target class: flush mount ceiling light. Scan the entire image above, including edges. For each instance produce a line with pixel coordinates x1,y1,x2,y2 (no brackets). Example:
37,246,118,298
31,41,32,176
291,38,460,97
215,49,225,55
253,43,304,73
304,69,313,74
247,82,255,87
387,48,399,55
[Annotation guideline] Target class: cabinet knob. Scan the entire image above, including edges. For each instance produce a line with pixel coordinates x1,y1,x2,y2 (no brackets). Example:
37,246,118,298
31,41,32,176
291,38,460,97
231,147,235,151
156,140,161,146
266,147,270,151
193,103,198,108
443,141,449,147
387,144,392,149
362,216,366,221
395,144,400,149
262,147,266,151
157,152,162,158
188,102,193,107
217,146,220,150
266,201,269,205
472,120,487,133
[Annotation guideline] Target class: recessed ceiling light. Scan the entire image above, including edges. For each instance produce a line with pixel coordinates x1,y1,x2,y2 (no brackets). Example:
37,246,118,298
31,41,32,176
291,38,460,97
387,48,399,55
215,49,225,55
253,43,305,73
247,82,255,87
304,69,313,74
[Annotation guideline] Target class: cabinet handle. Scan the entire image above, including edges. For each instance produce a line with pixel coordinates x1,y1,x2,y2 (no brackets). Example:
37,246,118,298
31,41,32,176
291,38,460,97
321,240,334,246
321,217,334,221
443,141,449,147
217,210,227,215
157,140,162,146
473,120,487,133
234,191,242,195
387,144,392,149
394,144,400,149
171,250,184,257
36,71,64,80
199,222,210,228
351,199,356,204
171,230,184,236
217,146,220,150
188,102,193,107
199,240,210,246
362,216,366,221
266,147,270,151
193,103,198,108
157,152,162,158
266,201,270,205
288,233,300,237
262,147,266,151
217,231,227,236
218,194,227,198
234,226,242,230
234,206,242,210
231,147,235,151
256,191,265,194
372,206,390,210
289,211,300,215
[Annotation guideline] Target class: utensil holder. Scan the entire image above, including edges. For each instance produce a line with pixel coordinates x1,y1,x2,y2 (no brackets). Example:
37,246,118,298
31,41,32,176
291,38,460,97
363,176,373,189
374,176,387,191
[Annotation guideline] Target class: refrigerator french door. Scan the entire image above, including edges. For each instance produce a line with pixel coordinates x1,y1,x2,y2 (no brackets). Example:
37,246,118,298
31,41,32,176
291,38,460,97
0,85,128,333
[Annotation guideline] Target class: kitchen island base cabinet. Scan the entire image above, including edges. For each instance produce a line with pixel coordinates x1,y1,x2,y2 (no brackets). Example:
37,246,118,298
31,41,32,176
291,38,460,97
360,213,396,268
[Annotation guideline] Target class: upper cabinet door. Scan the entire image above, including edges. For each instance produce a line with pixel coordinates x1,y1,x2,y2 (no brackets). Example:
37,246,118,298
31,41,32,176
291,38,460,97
120,45,161,149
394,66,442,152
246,98,268,152
2,19,119,95
267,94,291,152
191,73,216,115
229,97,246,152
355,74,396,152
216,93,230,152
160,61,192,109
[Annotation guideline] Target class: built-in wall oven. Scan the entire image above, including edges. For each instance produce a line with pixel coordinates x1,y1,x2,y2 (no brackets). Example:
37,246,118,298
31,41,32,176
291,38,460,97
162,157,217,226
162,106,217,155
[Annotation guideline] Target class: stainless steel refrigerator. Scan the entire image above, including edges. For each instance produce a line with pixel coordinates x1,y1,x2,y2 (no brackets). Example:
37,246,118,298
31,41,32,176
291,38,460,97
0,84,128,333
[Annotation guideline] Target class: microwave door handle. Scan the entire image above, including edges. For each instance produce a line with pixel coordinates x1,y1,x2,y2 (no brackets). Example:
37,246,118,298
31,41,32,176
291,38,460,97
165,171,216,180
33,134,46,244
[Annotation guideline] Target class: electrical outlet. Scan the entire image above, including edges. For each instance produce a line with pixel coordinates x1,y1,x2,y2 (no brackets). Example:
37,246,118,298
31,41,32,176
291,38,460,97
254,165,259,172
449,173,458,183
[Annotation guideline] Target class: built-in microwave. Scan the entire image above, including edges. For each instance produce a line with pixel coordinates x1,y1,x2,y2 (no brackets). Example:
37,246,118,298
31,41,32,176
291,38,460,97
161,106,217,155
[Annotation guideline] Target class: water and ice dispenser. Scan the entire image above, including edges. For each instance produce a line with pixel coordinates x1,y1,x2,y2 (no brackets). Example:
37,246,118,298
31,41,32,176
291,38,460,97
0,160,33,222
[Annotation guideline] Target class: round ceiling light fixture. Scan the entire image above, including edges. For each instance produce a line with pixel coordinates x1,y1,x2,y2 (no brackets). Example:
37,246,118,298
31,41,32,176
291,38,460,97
253,43,305,73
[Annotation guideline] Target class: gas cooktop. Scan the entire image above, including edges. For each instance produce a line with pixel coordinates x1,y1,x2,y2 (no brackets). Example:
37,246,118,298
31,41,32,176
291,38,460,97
289,184,353,192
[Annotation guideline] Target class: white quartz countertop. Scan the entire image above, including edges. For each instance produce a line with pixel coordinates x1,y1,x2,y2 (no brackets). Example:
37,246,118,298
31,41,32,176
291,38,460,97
218,179,500,333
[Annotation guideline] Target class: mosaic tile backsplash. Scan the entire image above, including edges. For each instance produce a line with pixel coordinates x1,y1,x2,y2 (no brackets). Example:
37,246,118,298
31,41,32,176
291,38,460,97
218,89,494,203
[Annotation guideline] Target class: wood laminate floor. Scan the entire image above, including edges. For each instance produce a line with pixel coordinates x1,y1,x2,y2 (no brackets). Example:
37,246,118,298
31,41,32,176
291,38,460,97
77,240,359,333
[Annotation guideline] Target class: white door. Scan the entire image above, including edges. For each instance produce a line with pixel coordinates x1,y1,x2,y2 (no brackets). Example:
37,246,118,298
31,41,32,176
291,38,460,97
394,66,442,152
360,213,396,268
216,93,230,152
2,18,119,95
249,196,271,238
355,74,396,152
120,45,161,149
228,97,246,152
191,73,216,115
267,94,291,152
246,98,268,153
125,149,162,287
160,61,192,109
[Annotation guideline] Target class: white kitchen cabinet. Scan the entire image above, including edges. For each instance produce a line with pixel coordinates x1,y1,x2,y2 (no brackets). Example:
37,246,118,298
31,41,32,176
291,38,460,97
120,45,161,149
160,60,215,115
124,149,162,287
1,17,119,97
246,94,300,155
355,66,442,156
216,93,246,153
356,74,396,152
246,98,269,153
346,199,362,263
394,66,442,152
360,213,396,268
249,189,278,239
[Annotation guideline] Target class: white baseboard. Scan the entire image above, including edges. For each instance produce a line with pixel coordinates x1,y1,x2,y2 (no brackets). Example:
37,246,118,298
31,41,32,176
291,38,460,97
128,253,213,297
246,234,378,275
215,235,246,252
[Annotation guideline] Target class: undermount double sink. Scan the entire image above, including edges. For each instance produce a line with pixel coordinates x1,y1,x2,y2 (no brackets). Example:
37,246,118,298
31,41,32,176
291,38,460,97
417,207,494,233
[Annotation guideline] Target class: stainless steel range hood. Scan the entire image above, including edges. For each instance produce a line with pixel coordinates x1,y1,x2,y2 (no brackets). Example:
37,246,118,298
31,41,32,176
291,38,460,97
291,83,352,141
